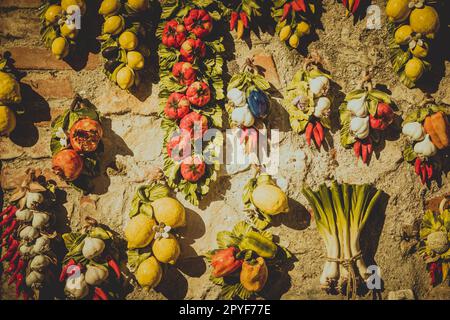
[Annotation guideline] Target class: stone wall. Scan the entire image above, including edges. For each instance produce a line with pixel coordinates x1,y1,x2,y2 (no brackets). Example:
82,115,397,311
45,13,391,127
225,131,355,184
1,0,449,299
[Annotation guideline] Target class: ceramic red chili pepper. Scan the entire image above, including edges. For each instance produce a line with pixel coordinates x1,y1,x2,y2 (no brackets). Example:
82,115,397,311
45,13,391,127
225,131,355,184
0,239,19,262
239,12,249,28
94,287,109,300
296,0,307,12
1,219,18,240
281,3,291,21
352,0,361,13
230,11,239,30
15,273,24,298
107,256,121,280
10,258,25,280
305,122,314,146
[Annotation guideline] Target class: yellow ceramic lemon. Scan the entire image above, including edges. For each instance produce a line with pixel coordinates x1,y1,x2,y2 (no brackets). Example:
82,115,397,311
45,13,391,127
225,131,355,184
103,15,125,35
135,256,162,289
119,31,138,51
127,0,149,12
116,66,135,90
124,214,156,249
289,34,300,48
0,105,16,136
45,5,63,24
126,51,145,70
152,197,186,228
409,6,440,39
386,0,411,23
279,25,291,41
251,184,289,215
61,0,86,15
51,37,69,59
394,25,413,45
99,0,121,16
152,234,180,265
0,71,21,104
296,22,311,37
404,57,424,81
60,23,78,39
410,42,429,58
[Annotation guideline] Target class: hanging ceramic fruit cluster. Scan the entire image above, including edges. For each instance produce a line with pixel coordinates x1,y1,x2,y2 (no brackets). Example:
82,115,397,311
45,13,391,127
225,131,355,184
402,99,449,185
0,56,21,138
50,94,104,192
242,169,289,230
226,59,271,154
158,1,225,205
60,217,121,300
271,0,316,49
39,0,87,60
97,0,151,90
283,57,332,149
387,0,441,88
0,169,59,300
207,221,291,300
217,0,263,39
339,73,395,164
125,181,186,291
417,198,450,286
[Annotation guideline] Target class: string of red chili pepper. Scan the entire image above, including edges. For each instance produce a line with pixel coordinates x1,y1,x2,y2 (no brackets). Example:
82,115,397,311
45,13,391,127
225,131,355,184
305,120,325,148
353,137,373,164
281,0,307,22
414,158,433,185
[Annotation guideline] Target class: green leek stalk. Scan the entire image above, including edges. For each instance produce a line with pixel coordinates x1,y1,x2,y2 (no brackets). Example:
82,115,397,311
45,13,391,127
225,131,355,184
302,187,340,291
349,185,382,281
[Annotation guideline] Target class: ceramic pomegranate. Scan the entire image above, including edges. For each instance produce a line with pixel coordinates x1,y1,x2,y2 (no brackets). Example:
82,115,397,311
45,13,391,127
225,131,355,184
52,149,84,181
69,118,103,152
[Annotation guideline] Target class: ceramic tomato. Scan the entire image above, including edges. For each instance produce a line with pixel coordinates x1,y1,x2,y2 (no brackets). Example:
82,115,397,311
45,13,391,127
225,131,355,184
179,111,208,139
162,20,186,48
172,62,196,86
166,131,191,161
164,92,191,120
180,38,206,63
186,81,211,107
183,9,213,38
180,155,206,182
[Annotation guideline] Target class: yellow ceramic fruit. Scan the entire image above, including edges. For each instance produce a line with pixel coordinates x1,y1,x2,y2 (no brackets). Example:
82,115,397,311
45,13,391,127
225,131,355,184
386,0,411,23
99,0,121,16
152,234,180,265
404,57,424,81
296,21,311,37
119,31,138,51
0,105,16,136
409,6,440,39
61,0,86,15
152,197,186,228
289,34,300,48
279,25,291,41
51,37,69,59
410,42,429,58
251,184,289,215
103,15,125,35
60,23,78,39
116,66,135,90
124,214,156,249
0,72,21,104
127,0,149,12
394,25,413,45
44,5,63,24
135,256,162,289
126,51,145,70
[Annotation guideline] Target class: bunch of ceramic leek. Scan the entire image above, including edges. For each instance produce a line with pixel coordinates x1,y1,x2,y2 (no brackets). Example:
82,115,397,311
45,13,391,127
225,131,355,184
302,181,382,296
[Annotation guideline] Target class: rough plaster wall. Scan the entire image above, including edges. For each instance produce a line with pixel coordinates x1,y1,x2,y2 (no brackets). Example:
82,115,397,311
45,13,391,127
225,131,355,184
1,0,449,300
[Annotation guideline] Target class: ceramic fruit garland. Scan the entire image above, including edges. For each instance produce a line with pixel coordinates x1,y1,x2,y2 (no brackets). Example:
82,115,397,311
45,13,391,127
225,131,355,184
272,0,315,49
207,221,291,300
124,180,186,291
339,72,395,164
283,56,332,149
50,94,104,192
226,59,271,154
0,56,21,139
242,169,289,230
158,1,225,205
418,198,450,286
0,169,59,300
39,0,87,60
387,0,441,88
97,0,151,90
302,181,382,298
401,99,449,185
217,0,263,39
60,217,121,300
